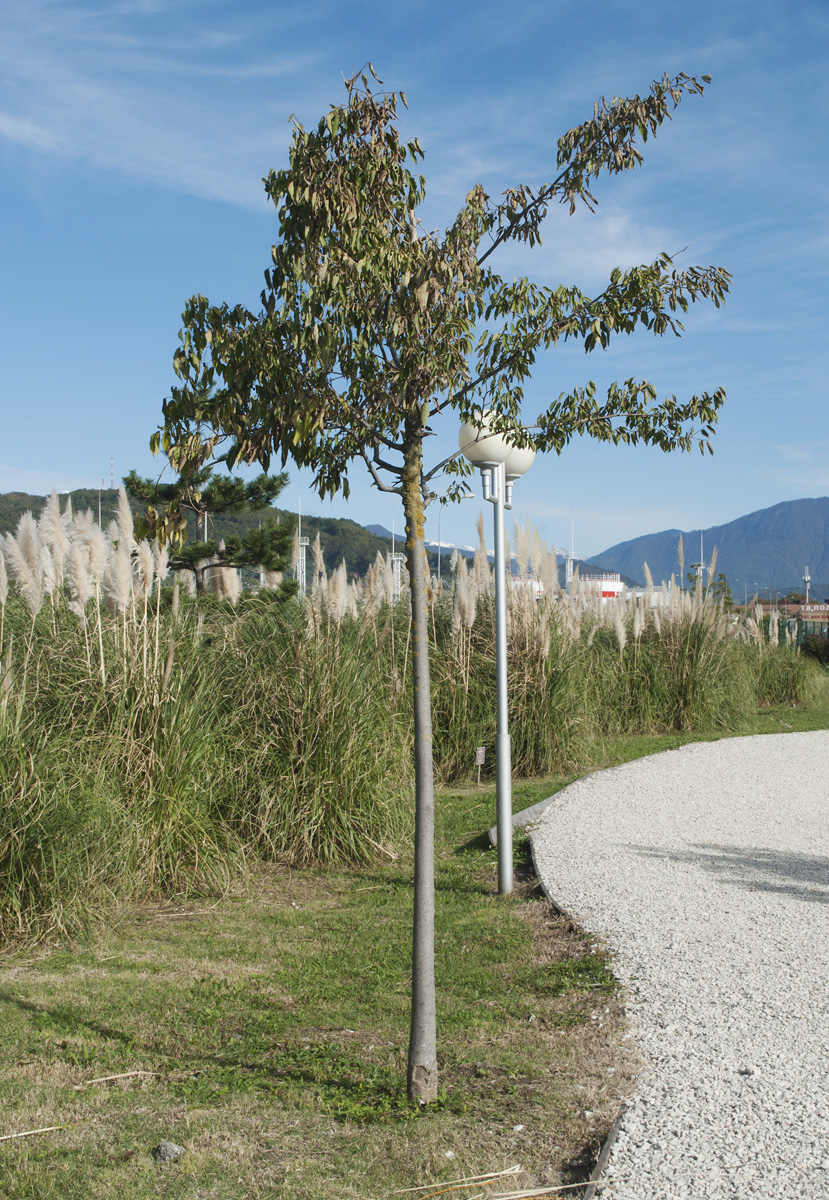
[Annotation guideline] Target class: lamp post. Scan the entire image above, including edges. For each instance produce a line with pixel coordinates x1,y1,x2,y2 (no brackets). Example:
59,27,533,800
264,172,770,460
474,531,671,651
458,415,536,895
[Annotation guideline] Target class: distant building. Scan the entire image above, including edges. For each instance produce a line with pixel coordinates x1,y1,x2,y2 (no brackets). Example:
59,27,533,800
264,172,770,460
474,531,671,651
510,575,545,599
798,602,829,638
577,570,625,600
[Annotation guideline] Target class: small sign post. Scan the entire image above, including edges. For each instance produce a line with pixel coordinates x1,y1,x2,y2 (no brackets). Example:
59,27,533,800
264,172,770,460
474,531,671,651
475,746,486,787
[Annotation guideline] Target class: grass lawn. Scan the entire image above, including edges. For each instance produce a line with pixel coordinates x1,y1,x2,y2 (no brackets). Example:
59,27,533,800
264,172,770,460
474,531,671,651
1,704,826,1199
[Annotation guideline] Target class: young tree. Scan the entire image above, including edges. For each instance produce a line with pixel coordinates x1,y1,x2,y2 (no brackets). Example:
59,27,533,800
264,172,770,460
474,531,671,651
156,67,730,1100
125,465,296,596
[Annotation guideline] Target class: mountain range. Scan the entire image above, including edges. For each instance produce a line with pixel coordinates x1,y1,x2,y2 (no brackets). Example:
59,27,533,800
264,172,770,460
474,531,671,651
2,490,827,598
588,497,829,597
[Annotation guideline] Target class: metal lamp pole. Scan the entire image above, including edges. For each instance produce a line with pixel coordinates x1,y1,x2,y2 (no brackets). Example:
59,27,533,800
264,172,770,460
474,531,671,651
488,459,512,894
459,416,535,896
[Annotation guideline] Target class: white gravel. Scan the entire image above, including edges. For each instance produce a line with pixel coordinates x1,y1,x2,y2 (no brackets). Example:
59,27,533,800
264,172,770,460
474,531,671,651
529,732,829,1200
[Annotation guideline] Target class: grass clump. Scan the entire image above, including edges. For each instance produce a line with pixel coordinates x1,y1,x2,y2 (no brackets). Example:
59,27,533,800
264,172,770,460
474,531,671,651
217,606,412,865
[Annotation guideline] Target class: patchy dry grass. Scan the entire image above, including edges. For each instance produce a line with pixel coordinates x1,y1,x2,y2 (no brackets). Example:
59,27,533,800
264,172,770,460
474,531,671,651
0,774,649,1200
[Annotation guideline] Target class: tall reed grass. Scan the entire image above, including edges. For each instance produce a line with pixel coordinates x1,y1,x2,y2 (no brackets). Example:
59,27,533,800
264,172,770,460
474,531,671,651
0,493,822,944
427,530,823,781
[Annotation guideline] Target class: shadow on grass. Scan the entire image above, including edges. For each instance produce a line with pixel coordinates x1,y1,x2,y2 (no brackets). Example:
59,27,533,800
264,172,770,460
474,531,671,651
0,987,458,1124
0,991,142,1051
454,830,492,855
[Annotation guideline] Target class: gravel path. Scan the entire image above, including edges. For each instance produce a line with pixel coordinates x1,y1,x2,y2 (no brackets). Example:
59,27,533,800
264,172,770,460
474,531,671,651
529,732,829,1200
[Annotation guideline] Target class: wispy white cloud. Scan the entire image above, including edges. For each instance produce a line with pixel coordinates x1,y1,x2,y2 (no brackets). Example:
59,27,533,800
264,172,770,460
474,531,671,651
774,440,829,464
0,112,59,151
0,0,328,206
767,467,829,492
764,441,829,492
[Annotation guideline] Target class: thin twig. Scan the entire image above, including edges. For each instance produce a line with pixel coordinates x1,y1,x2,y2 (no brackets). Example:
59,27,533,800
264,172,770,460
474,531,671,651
151,907,217,920
73,1070,160,1090
391,1166,522,1194
491,1184,600,1198
0,1125,71,1142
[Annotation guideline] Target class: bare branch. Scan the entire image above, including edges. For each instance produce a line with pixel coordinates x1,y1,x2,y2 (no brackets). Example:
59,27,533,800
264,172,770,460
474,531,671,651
362,449,403,494
372,445,404,476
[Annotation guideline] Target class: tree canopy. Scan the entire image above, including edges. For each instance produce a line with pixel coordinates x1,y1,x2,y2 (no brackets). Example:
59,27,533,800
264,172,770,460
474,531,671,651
126,464,295,596
155,65,730,1101
157,66,729,497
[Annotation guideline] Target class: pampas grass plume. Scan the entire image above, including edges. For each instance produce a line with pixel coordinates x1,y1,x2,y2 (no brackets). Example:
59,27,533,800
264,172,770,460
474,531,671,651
38,490,70,583
328,560,348,623
85,527,109,584
104,544,133,614
153,539,170,583
134,540,155,601
1,531,44,617
40,546,58,599
16,512,42,576
67,543,93,617
382,552,394,606
116,485,136,551
514,519,530,579
614,603,627,657
311,533,326,595
707,545,719,588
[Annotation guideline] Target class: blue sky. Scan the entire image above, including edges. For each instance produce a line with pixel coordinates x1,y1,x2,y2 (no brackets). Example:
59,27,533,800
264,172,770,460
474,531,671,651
1,0,827,557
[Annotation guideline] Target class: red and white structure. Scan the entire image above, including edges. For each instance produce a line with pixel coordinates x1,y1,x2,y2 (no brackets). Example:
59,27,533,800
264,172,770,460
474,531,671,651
576,570,625,600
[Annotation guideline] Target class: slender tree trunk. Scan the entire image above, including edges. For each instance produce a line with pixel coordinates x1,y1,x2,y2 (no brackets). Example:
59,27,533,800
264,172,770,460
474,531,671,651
401,422,438,1103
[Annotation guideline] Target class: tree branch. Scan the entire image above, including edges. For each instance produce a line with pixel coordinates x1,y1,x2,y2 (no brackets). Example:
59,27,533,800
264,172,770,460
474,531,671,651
362,449,403,494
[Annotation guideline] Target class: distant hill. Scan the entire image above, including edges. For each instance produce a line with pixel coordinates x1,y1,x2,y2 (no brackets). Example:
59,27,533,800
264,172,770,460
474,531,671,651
588,497,829,596
0,489,433,579
367,521,475,560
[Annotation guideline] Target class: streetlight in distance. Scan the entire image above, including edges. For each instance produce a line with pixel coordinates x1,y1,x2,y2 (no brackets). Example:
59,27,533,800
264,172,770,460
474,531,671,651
458,413,536,896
